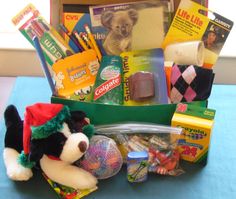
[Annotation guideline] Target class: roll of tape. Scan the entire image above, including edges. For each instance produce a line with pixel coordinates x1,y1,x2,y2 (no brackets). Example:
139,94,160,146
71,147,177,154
164,41,204,66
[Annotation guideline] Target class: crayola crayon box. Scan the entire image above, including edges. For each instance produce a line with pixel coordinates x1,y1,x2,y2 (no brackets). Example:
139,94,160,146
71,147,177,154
171,103,215,165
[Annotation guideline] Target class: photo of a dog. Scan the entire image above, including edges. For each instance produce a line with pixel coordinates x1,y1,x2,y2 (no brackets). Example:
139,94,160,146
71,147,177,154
101,9,138,55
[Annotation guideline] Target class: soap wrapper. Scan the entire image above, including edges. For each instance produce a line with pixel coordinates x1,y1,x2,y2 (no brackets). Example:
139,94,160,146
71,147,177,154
121,48,168,105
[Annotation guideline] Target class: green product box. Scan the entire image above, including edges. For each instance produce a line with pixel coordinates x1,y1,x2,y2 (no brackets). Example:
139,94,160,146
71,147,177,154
51,96,207,125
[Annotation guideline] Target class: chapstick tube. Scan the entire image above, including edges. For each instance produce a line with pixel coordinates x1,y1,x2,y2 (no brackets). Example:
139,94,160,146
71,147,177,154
127,151,149,183
164,41,204,66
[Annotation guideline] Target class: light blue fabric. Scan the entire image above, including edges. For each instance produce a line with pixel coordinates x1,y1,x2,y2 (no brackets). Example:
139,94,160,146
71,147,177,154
0,77,236,199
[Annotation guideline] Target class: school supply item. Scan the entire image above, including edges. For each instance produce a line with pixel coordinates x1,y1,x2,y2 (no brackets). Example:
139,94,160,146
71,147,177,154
84,24,102,61
89,0,171,55
170,64,215,103
162,0,234,68
73,31,89,51
127,151,149,183
12,4,73,66
171,103,215,165
92,55,123,105
164,41,205,66
59,24,83,52
62,11,105,53
52,49,100,101
121,48,168,105
81,33,94,50
32,36,55,94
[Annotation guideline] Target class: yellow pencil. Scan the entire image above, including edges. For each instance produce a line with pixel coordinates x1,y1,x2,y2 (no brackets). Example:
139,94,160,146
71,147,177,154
73,31,89,51
80,32,94,50
84,24,102,61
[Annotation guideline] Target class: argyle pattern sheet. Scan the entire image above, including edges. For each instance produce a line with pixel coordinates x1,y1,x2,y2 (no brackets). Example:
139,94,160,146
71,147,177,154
170,64,214,103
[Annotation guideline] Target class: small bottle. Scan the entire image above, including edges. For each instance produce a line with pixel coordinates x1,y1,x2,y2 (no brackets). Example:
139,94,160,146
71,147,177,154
127,151,149,183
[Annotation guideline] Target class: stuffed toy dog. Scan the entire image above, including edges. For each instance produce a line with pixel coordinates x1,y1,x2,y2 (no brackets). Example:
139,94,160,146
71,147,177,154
3,103,97,190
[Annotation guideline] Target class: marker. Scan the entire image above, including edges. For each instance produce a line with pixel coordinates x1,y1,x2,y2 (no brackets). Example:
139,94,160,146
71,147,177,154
32,36,56,95
84,24,102,61
59,24,83,52
73,31,89,51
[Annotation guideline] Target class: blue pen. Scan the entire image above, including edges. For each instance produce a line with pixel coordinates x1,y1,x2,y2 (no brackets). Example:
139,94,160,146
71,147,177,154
32,36,56,95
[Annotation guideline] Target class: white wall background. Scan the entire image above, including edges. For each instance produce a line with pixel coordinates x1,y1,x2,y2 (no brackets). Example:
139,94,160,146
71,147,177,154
208,0,236,57
0,0,235,83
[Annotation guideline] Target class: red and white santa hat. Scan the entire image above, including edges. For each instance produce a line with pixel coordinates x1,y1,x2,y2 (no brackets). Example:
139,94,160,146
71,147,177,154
19,103,70,168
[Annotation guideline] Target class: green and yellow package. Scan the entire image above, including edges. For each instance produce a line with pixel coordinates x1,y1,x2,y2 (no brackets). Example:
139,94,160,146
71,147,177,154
121,48,168,106
92,55,123,105
171,103,215,165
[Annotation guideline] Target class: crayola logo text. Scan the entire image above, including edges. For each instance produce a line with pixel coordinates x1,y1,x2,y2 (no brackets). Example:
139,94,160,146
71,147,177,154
177,125,206,135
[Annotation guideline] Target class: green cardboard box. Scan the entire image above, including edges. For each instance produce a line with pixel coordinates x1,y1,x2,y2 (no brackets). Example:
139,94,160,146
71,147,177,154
51,96,207,125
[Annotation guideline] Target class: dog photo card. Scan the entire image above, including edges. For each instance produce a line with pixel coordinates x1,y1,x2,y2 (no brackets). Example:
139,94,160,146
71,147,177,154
89,0,172,56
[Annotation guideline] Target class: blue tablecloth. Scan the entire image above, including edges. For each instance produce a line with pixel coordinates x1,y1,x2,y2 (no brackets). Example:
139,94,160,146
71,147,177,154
0,77,235,199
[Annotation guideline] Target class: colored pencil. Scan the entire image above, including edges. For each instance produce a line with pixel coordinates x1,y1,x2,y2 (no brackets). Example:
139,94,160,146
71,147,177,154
59,24,83,52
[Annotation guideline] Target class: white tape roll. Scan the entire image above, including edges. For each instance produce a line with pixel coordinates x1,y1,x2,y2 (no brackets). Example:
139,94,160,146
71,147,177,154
164,41,204,66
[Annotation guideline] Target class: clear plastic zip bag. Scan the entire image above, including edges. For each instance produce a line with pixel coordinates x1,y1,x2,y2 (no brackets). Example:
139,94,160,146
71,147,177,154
95,123,185,176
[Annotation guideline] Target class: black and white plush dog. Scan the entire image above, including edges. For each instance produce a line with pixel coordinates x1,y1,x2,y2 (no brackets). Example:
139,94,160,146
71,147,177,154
3,103,97,190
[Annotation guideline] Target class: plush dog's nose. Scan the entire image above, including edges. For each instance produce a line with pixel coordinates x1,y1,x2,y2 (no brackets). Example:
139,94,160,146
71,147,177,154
78,141,87,153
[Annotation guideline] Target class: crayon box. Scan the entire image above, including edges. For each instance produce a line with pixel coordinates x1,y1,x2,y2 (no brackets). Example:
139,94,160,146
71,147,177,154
171,103,215,165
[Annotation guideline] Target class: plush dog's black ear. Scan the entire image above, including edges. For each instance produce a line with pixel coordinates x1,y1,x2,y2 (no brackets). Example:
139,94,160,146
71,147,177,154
70,111,86,122
128,9,138,25
101,10,114,29
4,105,23,153
4,105,22,128
29,139,46,163
68,110,88,133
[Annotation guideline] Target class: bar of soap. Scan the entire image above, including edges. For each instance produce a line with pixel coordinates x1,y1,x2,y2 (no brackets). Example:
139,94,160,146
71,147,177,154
129,72,155,101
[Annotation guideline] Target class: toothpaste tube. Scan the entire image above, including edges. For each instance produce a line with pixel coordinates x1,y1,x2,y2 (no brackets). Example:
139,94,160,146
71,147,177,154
93,55,123,105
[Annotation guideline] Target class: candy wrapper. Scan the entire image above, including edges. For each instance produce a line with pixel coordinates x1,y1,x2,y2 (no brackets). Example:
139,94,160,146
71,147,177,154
43,173,97,199
95,123,185,176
